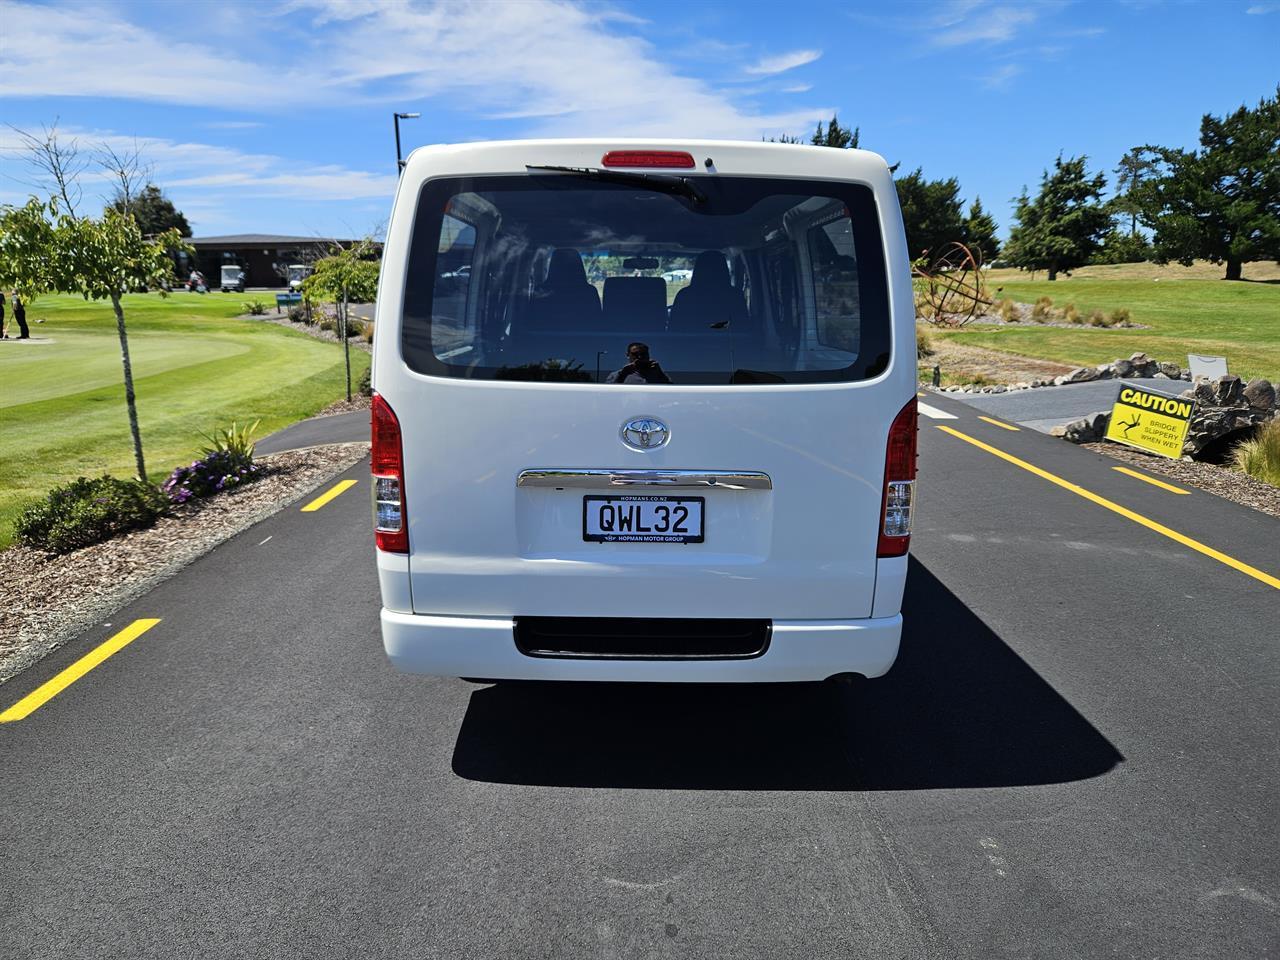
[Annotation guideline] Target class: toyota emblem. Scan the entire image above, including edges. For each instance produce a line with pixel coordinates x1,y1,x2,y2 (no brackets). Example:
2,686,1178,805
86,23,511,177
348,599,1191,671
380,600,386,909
620,417,669,451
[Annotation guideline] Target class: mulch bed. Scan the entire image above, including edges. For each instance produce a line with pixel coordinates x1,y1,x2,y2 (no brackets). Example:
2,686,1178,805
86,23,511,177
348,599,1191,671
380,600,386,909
0,442,370,684
1080,441,1280,520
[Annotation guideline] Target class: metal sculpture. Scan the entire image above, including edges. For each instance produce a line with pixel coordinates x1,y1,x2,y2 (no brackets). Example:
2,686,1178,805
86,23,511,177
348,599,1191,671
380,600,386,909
913,241,993,328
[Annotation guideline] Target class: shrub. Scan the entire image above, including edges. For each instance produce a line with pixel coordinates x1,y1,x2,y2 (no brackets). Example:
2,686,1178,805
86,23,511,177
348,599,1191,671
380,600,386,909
288,304,308,323
1088,309,1110,327
15,475,168,553
162,421,263,504
363,321,375,344
358,365,373,397
1030,296,1054,322
998,298,1020,322
1110,307,1132,327
243,299,268,316
318,318,337,333
1061,302,1080,325
916,327,934,358
343,318,364,339
1234,419,1280,487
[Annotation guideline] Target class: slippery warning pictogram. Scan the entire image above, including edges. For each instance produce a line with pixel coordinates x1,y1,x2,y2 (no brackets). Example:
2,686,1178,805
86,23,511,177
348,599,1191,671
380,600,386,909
1104,385,1195,458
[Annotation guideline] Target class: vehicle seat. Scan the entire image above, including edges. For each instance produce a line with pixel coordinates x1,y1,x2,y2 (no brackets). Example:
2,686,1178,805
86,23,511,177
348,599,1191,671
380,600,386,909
603,276,668,332
669,251,748,330
527,249,602,331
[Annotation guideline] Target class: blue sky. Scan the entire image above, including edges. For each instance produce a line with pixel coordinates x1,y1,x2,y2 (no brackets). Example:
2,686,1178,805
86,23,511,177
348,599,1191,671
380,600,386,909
2,0,1277,239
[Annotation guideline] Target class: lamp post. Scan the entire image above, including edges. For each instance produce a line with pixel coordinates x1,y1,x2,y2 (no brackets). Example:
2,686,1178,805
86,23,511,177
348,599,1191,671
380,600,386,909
394,112,420,172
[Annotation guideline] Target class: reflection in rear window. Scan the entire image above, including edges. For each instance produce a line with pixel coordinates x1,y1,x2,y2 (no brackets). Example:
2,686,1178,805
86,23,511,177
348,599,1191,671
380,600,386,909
402,175,890,384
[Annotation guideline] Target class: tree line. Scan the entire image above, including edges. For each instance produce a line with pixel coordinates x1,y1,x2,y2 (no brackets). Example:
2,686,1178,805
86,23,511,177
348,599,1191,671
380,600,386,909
784,87,1279,280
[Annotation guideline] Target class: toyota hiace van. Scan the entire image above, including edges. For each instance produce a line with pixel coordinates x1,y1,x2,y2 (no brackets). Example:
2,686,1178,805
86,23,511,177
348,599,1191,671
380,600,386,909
372,140,917,682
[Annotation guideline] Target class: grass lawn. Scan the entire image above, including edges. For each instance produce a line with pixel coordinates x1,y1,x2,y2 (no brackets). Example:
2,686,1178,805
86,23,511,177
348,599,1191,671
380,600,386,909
933,261,1280,384
0,292,369,549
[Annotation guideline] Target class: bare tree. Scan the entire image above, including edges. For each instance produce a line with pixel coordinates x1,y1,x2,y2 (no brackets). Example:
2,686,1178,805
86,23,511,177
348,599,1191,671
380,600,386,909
98,137,152,212
7,120,88,216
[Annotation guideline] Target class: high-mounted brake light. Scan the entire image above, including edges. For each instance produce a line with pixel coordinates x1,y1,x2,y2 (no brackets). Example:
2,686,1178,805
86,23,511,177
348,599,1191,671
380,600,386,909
877,397,918,558
371,393,408,553
601,150,696,169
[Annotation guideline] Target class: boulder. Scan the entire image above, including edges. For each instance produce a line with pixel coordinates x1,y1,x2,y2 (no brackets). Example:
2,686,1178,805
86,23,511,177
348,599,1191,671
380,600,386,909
1111,358,1134,378
1243,378,1276,412
1158,361,1182,379
1062,366,1100,384
1214,375,1245,405
1051,411,1110,443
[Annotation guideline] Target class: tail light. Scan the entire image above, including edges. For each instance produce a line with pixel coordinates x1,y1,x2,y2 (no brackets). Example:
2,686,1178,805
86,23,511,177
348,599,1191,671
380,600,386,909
601,150,696,169
371,393,408,553
877,397,918,558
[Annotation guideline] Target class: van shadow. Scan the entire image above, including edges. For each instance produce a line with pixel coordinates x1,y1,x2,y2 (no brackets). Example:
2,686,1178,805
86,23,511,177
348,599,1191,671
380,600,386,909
450,558,1123,790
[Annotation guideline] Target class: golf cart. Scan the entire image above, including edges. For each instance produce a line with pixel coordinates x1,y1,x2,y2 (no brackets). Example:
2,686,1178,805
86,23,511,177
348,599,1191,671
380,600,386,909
220,265,246,293
287,264,312,291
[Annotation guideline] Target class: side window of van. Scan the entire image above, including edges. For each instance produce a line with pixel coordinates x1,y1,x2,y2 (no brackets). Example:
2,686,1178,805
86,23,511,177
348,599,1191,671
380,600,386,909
808,216,861,353
432,214,476,356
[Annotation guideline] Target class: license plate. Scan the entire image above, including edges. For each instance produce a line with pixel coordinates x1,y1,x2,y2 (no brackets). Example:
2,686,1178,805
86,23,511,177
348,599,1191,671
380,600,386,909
583,496,704,544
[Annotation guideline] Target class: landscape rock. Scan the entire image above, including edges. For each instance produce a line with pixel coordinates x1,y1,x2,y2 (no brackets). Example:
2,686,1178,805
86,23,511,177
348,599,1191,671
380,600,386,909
1111,359,1134,378
1052,411,1111,443
1180,375,1278,457
1061,366,1101,384
1158,361,1182,379
1243,378,1276,412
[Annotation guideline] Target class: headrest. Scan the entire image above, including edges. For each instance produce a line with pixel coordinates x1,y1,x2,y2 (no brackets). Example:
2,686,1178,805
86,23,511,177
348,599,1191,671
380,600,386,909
692,250,730,287
545,248,588,288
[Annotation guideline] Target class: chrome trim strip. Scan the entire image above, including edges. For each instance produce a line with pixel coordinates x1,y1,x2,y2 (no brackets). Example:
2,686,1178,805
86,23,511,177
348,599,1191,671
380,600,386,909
517,469,772,491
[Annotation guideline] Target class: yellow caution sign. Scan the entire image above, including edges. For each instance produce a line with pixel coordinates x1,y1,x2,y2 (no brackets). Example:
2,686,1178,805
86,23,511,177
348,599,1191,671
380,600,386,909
1105,385,1194,458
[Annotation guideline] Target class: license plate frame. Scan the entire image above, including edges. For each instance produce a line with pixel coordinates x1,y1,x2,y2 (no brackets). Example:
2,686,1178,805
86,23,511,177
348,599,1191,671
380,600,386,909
582,495,705,544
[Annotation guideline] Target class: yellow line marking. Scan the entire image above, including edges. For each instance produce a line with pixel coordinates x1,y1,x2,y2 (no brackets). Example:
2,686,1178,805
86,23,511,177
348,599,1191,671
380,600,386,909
0,619,161,723
936,425,1280,591
978,416,1020,432
1112,466,1190,495
301,479,358,512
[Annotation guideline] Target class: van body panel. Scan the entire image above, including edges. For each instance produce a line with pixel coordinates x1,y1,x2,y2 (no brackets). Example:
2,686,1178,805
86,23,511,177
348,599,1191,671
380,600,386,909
374,139,916,680
381,609,902,682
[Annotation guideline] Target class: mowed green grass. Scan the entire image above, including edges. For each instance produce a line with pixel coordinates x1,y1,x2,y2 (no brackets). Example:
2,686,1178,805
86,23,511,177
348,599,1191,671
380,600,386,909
936,264,1280,383
0,292,369,548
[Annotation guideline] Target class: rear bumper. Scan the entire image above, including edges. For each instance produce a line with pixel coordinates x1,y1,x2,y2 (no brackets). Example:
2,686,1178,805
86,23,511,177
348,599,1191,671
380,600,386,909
380,610,901,682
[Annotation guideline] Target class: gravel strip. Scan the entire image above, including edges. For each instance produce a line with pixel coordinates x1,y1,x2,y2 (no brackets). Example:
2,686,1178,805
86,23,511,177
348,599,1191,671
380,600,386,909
1080,441,1280,520
0,442,370,684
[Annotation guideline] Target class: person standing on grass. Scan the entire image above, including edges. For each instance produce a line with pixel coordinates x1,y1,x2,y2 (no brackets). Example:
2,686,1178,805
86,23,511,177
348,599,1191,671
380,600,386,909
0,290,6,339
12,293,29,339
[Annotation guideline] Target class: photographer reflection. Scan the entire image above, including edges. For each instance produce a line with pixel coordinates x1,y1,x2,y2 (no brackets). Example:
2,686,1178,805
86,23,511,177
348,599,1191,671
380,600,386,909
606,341,671,384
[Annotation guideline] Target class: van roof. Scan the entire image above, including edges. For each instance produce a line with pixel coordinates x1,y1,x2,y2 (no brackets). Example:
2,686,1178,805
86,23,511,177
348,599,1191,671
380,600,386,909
401,138,893,184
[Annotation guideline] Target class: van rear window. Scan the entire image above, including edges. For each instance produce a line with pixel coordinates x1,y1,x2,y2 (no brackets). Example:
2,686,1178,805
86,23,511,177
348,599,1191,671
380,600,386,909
402,175,890,384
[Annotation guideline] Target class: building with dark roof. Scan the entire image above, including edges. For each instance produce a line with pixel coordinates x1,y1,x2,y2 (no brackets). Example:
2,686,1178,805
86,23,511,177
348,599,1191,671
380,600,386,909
185,234,361,288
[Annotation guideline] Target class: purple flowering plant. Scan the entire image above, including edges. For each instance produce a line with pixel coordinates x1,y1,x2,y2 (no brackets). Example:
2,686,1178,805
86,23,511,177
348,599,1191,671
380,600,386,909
162,420,264,504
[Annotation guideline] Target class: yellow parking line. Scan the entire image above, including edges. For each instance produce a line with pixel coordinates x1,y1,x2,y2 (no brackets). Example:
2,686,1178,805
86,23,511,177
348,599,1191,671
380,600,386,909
1112,466,1190,495
936,425,1280,591
0,619,161,723
978,416,1020,431
301,479,358,512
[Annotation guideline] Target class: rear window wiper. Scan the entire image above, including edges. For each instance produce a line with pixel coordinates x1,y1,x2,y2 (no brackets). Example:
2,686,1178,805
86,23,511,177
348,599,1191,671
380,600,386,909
525,164,706,205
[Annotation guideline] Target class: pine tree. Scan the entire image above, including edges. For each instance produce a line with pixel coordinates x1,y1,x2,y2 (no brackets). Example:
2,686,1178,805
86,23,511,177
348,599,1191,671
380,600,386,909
1134,86,1280,280
961,197,1000,260
1004,155,1110,280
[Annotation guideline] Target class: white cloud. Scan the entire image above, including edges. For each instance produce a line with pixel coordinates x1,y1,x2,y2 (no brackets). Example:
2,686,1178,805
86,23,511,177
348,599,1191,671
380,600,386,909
0,1,305,106
1,0,831,140
0,126,397,230
1246,1,1279,12
782,83,814,93
930,2,1040,46
980,64,1023,89
743,49,823,76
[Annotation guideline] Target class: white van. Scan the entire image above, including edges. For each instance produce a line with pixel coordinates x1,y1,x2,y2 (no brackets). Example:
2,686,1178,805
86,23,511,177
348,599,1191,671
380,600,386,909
372,140,917,682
